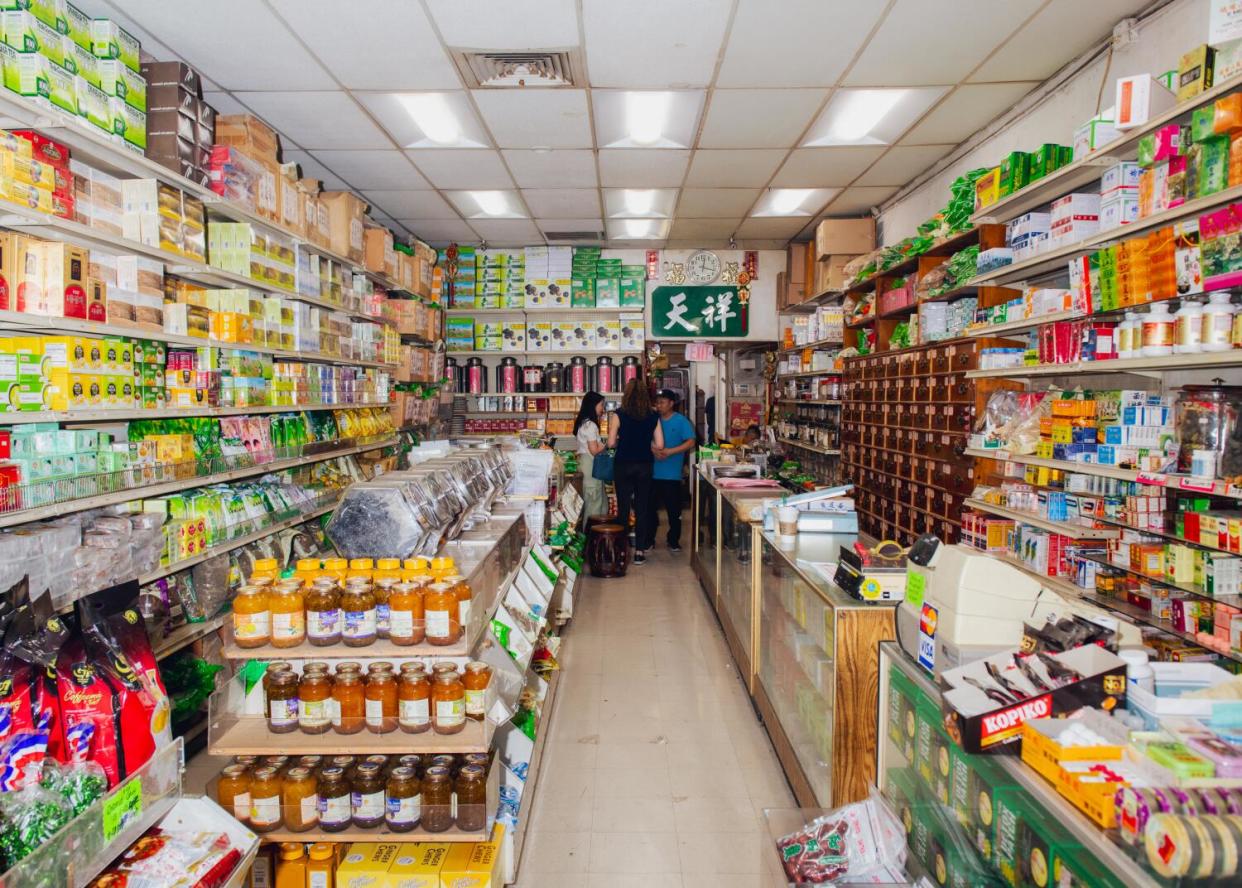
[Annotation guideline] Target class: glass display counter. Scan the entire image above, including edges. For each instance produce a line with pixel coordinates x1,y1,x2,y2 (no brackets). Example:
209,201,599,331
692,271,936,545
693,468,718,602
717,489,769,682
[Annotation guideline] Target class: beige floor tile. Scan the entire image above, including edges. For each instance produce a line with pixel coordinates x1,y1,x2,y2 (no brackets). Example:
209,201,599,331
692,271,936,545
594,766,675,799
595,714,671,744
678,831,763,874
595,740,670,770
528,790,597,832
543,738,601,770
680,874,768,888
741,767,797,808
538,766,597,802
589,831,682,873
523,830,592,873
669,765,751,800
514,873,583,888
666,739,739,771
591,874,683,888
592,795,677,833
673,796,764,834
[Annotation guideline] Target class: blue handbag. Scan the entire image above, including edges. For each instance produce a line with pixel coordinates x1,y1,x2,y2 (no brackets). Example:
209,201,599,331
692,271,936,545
592,448,616,483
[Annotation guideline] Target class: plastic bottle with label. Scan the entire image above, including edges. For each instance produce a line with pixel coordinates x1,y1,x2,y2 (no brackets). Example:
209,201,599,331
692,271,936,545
1200,291,1236,352
1117,312,1139,359
1118,649,1155,693
275,843,306,888
1173,299,1203,354
306,844,335,888
1141,302,1175,357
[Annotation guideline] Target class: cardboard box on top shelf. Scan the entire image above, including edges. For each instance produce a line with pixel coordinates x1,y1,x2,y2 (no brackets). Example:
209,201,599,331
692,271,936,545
787,241,808,285
214,113,278,161
412,239,436,265
776,271,790,309
816,253,861,293
413,256,433,297
140,60,201,95
276,163,301,236
815,217,874,259
321,190,366,260
364,226,396,277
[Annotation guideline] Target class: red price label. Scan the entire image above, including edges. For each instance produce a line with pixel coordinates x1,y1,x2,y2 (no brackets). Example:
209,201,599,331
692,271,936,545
1136,472,1166,487
1177,477,1217,493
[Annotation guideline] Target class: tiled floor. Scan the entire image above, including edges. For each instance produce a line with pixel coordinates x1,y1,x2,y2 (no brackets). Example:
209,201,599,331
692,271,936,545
516,544,795,888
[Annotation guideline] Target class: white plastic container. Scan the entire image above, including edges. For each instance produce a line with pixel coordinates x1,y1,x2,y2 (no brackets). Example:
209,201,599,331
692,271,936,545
1125,661,1237,729
1118,648,1155,692
1117,311,1138,358
1200,290,1235,352
1173,299,1203,354
1140,302,1175,357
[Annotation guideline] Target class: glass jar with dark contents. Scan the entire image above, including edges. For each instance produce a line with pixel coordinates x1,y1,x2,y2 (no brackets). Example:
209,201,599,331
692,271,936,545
385,766,421,832
316,766,352,833
350,762,386,828
266,670,299,734
420,766,454,833
455,764,488,832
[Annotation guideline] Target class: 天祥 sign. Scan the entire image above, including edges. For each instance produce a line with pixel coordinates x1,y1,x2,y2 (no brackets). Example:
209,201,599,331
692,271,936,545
650,285,749,338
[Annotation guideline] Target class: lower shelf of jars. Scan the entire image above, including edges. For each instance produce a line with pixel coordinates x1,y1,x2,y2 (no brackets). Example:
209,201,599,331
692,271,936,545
208,717,492,755
254,823,491,843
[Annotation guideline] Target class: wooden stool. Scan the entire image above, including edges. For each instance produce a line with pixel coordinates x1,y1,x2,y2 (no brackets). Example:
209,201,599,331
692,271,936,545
584,513,613,570
587,523,629,578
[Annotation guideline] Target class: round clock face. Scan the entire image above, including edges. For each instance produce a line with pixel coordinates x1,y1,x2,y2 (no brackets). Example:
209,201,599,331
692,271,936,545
686,249,721,284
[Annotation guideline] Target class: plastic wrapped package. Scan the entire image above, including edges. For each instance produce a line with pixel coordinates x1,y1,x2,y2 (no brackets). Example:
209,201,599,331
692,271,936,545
0,784,72,871
772,792,907,885
190,555,230,620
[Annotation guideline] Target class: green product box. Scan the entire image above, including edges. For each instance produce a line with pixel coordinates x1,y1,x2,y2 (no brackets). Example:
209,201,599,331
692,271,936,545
43,50,71,112
1197,134,1228,198
475,293,499,310
913,697,941,796
30,14,63,67
72,450,96,475
502,289,524,309
0,42,48,98
998,151,1030,196
619,276,643,306
111,97,144,150
66,37,92,83
570,277,595,307
887,665,919,760
620,264,646,278
949,751,1018,861
76,76,107,130
1028,144,1063,183
0,2,29,10
995,792,1088,888
0,9,35,51
97,57,143,110
1191,105,1216,142
28,0,64,34
89,18,139,73
64,1,88,50
1136,133,1156,167
595,277,619,307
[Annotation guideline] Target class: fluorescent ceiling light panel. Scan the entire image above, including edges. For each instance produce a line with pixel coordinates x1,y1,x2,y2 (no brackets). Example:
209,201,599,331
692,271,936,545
606,218,670,240
752,187,836,217
625,189,656,215
593,90,703,148
473,190,511,216
400,93,459,144
803,87,947,146
628,92,669,145
378,91,487,148
444,190,526,218
603,188,677,219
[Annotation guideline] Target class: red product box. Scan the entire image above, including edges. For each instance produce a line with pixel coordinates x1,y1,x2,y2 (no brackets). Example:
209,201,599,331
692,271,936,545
11,131,70,169
0,432,10,460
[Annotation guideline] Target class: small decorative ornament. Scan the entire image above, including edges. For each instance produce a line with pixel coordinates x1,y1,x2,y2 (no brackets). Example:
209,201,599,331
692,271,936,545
720,261,740,284
645,250,660,280
737,269,752,306
663,261,686,285
743,250,759,280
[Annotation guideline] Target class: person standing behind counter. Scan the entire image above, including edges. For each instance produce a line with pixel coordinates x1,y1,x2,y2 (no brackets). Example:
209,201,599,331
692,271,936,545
647,389,695,553
607,378,664,566
573,392,608,522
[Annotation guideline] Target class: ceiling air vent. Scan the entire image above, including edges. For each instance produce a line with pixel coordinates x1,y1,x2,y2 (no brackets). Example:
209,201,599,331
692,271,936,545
543,230,602,242
451,49,582,88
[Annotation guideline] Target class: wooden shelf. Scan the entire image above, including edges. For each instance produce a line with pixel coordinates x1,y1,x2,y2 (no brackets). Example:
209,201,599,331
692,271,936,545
0,403,387,426
966,349,1242,379
778,337,841,354
257,823,489,844
444,306,638,315
152,614,228,660
777,369,841,379
223,628,473,660
778,399,842,406
962,498,1119,540
1074,591,1242,667
778,438,841,456
964,310,1079,338
842,227,986,295
208,716,490,756
1076,552,1242,607
782,288,844,312
446,349,643,358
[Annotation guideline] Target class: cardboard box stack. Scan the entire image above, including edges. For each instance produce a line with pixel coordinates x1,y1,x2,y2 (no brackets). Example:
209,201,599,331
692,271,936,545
0,129,73,219
210,112,280,223
121,178,206,262
142,61,215,187
319,189,367,263
814,218,874,261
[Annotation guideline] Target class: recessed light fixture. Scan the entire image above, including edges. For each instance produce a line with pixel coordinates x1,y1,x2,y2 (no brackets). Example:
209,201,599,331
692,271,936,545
831,89,903,142
752,188,836,217
625,218,653,238
624,189,657,215
398,93,461,145
770,189,814,215
472,191,511,216
627,92,670,145
802,87,947,147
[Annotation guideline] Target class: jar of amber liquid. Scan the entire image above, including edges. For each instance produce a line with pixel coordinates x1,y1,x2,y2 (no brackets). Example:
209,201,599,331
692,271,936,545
331,669,365,735
269,581,306,648
262,662,292,708
266,671,299,734
365,667,398,733
217,765,251,823
295,558,320,586
348,558,374,581
373,578,396,640
305,580,341,646
297,755,323,771
374,558,401,583
316,766,351,832
232,585,270,648
388,582,424,646
340,582,377,647
251,557,280,583
263,755,291,773
445,574,473,632
248,766,283,832
298,673,332,734
323,557,348,584
350,762,385,828
303,661,330,676
398,664,431,734
420,766,453,833
463,662,491,721
385,766,421,832
431,670,466,734
424,583,460,646
281,766,319,832
455,764,488,832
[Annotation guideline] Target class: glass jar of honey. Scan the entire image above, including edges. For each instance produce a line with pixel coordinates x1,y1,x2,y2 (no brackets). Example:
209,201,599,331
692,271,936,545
316,766,351,832
232,585,270,648
340,582,377,647
262,662,291,706
266,670,299,734
303,661,330,676
455,764,488,832
248,766,283,832
420,766,453,833
374,558,401,583
350,762,385,828
322,557,348,584
297,755,323,771
281,766,319,832
251,557,280,583
305,580,341,646
331,669,365,735
269,581,305,648
385,766,421,832
388,582,424,646
398,664,431,734
348,558,374,582
445,574,473,631
463,661,491,722
424,583,460,646
295,558,320,586
217,765,251,823
298,673,332,734
431,669,466,735
373,578,396,640
365,667,398,733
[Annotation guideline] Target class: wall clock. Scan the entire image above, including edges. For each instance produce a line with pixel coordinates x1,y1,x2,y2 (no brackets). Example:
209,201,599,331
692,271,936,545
686,249,722,285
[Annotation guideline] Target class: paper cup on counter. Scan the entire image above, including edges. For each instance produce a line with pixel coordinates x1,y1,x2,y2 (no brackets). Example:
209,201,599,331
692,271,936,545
778,505,799,538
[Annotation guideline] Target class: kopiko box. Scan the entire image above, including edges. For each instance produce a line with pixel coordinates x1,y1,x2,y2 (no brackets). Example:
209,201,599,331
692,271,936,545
940,645,1127,754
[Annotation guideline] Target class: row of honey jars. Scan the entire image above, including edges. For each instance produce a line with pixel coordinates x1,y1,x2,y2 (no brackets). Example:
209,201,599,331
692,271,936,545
263,660,491,735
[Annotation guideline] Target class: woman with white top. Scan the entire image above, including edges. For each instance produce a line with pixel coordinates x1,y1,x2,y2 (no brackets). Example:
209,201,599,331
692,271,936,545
573,391,608,521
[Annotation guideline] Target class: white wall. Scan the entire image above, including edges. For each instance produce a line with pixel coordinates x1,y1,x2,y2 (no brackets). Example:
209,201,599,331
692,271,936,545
878,0,1210,244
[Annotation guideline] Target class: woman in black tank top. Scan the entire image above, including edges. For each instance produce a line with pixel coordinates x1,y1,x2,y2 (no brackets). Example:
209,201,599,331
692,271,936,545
607,379,664,565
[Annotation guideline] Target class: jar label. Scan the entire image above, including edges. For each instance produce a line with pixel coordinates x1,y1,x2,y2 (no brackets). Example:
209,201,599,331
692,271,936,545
399,697,429,726
234,610,269,641
300,793,320,826
1205,313,1233,345
376,603,391,631
342,608,377,639
231,791,250,820
389,609,414,637
465,689,486,716
300,698,330,728
459,600,472,629
269,698,298,727
435,698,465,727
327,697,341,726
251,794,280,826
426,608,451,639
318,793,350,825
386,793,421,826
272,610,305,641
352,789,384,819
365,698,386,726
1142,320,1174,347
308,608,340,638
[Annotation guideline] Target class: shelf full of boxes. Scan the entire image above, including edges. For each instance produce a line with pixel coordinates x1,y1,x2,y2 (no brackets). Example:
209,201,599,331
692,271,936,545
952,40,1242,670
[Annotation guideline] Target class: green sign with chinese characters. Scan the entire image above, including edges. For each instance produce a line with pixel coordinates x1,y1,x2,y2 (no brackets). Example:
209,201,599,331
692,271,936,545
102,778,143,841
650,285,749,337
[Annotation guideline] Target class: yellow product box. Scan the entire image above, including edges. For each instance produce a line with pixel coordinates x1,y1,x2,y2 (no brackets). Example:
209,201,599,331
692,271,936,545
438,839,500,888
338,843,402,888
2,180,53,214
0,152,54,192
388,844,451,888
73,372,101,407
975,167,1001,210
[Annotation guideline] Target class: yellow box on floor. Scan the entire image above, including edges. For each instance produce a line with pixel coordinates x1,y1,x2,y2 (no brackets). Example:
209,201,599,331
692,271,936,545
337,843,401,888
387,844,451,888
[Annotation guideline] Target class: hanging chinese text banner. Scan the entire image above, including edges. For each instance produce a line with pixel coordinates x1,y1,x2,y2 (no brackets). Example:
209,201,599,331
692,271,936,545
649,285,749,338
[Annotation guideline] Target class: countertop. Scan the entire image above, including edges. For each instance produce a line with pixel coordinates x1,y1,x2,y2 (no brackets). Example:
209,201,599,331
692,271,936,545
761,528,899,612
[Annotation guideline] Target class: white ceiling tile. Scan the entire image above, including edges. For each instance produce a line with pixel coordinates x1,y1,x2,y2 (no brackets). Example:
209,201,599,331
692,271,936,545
356,92,491,149
311,151,430,190
234,92,391,149
803,87,949,146
95,0,335,90
202,91,252,118
403,219,480,245
363,190,460,219
734,217,806,238
900,83,1039,145
469,219,544,245
471,90,592,148
444,190,526,218
676,188,761,217
970,0,1154,83
717,0,886,87
669,218,743,240
426,0,580,49
598,150,690,187
771,147,886,187
583,0,732,88
503,150,598,188
823,186,899,215
272,0,459,89
536,218,604,233
520,189,602,218
698,89,827,148
405,150,515,189
685,150,786,187
602,188,679,218
844,0,1042,86
591,90,704,148
854,145,954,187
281,150,348,190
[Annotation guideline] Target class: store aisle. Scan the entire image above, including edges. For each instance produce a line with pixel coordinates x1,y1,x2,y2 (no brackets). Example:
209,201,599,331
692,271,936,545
518,548,794,888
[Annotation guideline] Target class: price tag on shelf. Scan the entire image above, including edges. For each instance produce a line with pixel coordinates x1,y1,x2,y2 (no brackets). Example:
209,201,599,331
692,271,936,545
102,778,143,842
1136,472,1166,487
1177,477,1218,494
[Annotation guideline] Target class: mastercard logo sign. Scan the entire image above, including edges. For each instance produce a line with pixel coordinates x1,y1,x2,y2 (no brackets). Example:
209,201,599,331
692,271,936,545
920,604,938,637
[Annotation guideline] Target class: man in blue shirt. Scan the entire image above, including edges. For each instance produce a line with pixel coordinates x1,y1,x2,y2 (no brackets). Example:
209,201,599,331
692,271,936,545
646,389,695,552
